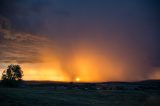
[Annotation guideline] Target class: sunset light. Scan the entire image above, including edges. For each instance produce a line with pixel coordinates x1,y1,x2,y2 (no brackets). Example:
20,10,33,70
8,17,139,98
0,0,159,83
0,1,159,106
75,77,80,82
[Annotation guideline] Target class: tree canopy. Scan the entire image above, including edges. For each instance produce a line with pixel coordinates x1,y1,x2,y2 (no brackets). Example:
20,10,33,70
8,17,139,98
1,64,23,81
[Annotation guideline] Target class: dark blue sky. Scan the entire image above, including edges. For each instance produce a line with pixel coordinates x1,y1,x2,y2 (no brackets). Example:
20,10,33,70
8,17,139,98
0,0,160,81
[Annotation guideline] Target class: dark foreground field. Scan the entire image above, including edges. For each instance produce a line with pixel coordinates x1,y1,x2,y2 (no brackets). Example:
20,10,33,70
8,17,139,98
0,81,160,106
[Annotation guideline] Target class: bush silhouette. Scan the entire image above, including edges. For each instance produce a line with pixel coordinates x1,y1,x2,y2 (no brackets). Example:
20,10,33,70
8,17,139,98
1,64,23,87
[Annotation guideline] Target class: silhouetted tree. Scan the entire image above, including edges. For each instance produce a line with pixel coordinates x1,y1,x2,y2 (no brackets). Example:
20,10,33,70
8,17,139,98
1,64,23,87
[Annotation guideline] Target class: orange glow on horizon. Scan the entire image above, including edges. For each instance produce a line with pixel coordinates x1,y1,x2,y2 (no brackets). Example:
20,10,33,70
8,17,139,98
20,47,129,82
75,77,80,82
4,46,159,82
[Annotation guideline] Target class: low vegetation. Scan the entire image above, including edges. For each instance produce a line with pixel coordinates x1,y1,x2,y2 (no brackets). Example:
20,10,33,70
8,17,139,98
0,65,160,106
0,87,160,106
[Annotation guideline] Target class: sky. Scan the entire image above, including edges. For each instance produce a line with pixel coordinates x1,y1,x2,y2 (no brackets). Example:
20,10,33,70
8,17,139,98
0,0,160,82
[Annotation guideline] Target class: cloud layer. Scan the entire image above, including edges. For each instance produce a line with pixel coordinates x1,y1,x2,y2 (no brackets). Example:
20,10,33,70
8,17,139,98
0,0,159,81
0,28,49,63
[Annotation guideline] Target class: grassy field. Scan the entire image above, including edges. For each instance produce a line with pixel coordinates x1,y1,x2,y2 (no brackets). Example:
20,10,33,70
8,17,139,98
0,87,160,106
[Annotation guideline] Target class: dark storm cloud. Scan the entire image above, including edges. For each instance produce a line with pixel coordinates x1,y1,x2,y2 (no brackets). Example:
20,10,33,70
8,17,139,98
0,28,49,63
0,0,71,34
0,0,159,80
